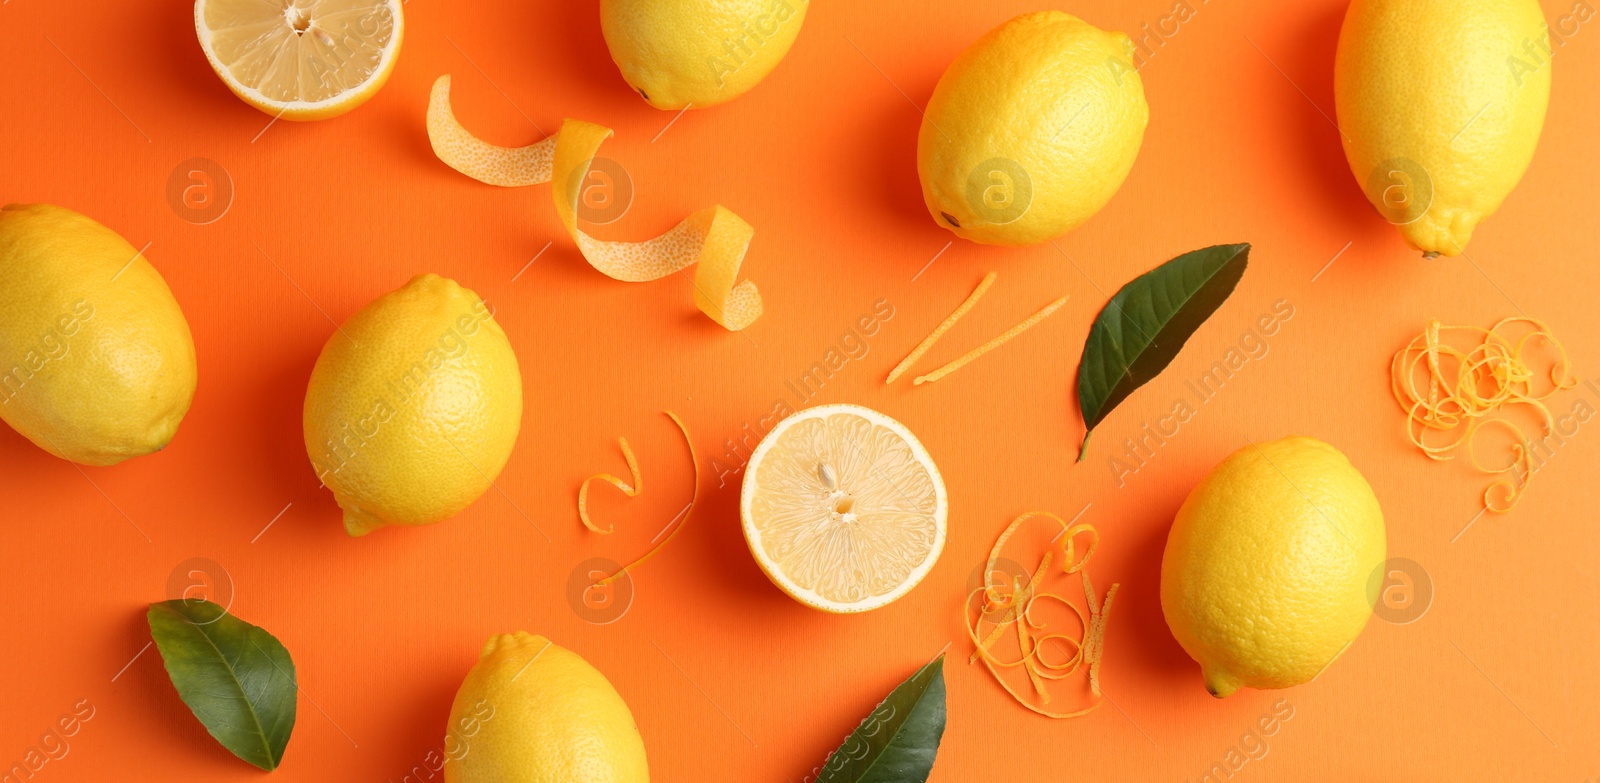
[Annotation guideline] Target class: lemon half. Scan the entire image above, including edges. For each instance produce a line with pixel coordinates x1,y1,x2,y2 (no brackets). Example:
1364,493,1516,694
195,0,404,121
740,404,947,613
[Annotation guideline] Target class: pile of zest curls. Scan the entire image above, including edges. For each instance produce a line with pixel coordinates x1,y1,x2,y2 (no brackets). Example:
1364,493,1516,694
577,411,700,586
1390,317,1577,513
963,511,1118,719
426,75,762,330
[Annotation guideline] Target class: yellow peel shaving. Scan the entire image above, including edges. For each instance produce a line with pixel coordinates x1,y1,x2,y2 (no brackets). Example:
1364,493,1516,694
887,272,997,383
426,75,762,330
965,511,1119,719
1390,317,1576,512
598,411,699,586
428,75,557,187
578,437,642,534
914,295,1069,385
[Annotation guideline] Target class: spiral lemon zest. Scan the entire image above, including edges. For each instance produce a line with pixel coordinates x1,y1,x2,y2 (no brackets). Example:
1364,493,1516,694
963,511,1119,719
1390,317,1575,512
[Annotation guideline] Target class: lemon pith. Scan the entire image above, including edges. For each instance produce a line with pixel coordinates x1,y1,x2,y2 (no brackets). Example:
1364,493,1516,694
444,632,648,783
600,0,808,110
1334,0,1550,256
917,11,1148,246
1160,437,1386,698
740,404,947,613
0,204,197,467
302,273,522,536
195,0,404,121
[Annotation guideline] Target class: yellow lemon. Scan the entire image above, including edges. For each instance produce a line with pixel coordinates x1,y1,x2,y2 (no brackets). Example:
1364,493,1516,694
1334,0,1550,256
917,11,1147,246
1161,437,1386,698
0,204,196,466
444,632,648,783
195,0,404,121
302,274,521,536
741,404,947,613
600,0,808,110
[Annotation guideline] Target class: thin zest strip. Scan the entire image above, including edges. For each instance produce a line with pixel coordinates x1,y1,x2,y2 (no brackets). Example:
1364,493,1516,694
886,272,997,383
1389,317,1575,512
596,411,700,586
914,295,1070,385
964,511,1119,719
426,75,762,330
577,437,643,533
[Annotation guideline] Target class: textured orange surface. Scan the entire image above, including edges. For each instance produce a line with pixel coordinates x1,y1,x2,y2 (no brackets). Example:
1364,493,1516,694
1,1,1598,781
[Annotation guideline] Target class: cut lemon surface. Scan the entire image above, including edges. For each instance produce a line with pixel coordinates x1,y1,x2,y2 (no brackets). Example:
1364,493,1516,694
741,404,948,613
195,0,403,121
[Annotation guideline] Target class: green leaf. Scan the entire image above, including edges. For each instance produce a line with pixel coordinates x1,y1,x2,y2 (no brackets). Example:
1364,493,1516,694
815,655,946,783
147,599,297,771
1076,243,1251,460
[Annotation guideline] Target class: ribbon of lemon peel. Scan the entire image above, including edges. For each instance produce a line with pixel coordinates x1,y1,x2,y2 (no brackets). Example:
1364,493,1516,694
1390,317,1575,512
578,437,643,534
887,271,997,383
915,295,1070,385
594,411,699,586
885,270,1068,385
963,511,1118,718
426,75,762,330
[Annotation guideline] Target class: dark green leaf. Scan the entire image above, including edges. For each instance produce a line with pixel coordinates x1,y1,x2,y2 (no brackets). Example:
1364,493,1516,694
815,655,946,783
1076,243,1251,460
147,599,297,771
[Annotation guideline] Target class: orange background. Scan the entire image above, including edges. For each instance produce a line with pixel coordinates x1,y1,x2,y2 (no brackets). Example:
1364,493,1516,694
2,0,1598,780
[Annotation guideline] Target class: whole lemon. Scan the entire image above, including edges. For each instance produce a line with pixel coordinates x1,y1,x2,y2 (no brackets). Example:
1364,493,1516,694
1160,437,1386,698
917,11,1147,246
0,204,196,466
444,632,648,783
600,0,808,110
302,274,521,536
1334,0,1550,256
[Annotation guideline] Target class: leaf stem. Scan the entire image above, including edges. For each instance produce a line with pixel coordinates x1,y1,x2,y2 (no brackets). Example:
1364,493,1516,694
1077,430,1093,463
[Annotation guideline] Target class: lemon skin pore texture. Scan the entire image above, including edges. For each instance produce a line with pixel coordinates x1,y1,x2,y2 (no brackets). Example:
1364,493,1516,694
1333,0,1550,256
600,0,808,110
0,204,197,466
1160,437,1386,698
917,11,1148,246
444,632,649,783
302,273,522,536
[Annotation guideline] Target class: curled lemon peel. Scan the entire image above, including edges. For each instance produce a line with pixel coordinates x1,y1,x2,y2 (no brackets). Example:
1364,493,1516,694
887,271,997,383
588,412,699,586
913,295,1070,385
964,511,1119,719
577,437,643,534
427,75,556,187
1390,317,1576,513
426,75,762,330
